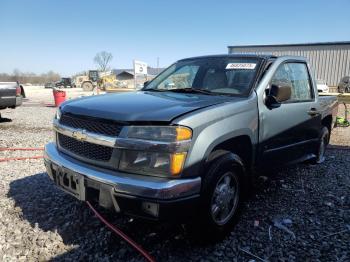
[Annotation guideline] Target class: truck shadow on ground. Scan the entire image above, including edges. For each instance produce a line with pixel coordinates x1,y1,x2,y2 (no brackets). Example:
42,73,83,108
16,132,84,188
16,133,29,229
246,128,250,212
7,150,350,261
7,172,199,261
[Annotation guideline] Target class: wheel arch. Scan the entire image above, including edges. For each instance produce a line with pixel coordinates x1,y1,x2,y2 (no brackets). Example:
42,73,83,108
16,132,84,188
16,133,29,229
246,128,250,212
321,114,332,132
81,80,93,85
201,134,254,178
20,85,26,98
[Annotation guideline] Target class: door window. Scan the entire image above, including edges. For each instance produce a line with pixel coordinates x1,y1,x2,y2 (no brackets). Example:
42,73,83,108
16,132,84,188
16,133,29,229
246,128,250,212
271,62,314,102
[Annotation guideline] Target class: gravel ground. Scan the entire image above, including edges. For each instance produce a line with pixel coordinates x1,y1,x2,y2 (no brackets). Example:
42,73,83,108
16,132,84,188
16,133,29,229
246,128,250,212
0,97,349,261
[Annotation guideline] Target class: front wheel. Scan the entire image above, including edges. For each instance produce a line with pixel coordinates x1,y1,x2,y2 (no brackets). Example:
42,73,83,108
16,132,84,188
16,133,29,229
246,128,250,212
188,153,242,241
82,81,94,91
210,171,240,226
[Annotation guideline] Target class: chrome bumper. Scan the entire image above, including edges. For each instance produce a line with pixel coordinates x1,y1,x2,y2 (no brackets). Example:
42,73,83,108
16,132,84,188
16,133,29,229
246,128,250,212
44,143,201,200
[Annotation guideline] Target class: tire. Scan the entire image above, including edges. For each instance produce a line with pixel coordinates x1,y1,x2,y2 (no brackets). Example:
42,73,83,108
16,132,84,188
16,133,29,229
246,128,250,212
82,81,94,91
312,127,330,164
20,85,26,98
102,83,113,91
338,86,345,93
187,153,243,241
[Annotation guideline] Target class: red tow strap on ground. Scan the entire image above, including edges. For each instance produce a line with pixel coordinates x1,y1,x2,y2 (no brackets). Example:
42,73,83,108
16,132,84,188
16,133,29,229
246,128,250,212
86,201,156,262
1,148,155,261
0,147,44,151
0,147,44,162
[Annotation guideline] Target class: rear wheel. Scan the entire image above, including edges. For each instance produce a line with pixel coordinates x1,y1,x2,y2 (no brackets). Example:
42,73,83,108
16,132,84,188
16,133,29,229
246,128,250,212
338,86,345,93
312,127,329,164
102,83,113,91
82,81,94,91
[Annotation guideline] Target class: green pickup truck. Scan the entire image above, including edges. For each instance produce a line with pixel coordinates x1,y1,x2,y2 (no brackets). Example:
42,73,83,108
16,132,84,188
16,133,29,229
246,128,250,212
44,54,338,239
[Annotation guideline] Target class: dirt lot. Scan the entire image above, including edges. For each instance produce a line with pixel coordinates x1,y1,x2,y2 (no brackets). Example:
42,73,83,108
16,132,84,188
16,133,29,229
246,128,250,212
0,87,349,261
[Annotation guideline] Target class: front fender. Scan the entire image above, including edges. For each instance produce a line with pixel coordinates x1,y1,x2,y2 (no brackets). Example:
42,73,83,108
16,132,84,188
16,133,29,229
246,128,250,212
176,95,259,178
187,125,255,178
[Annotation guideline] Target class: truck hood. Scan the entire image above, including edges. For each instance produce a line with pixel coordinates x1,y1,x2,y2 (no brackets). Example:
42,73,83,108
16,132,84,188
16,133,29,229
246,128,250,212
61,91,235,122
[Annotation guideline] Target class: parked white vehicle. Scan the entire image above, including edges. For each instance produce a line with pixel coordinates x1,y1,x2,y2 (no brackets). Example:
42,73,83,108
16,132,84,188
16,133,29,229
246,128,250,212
316,79,329,93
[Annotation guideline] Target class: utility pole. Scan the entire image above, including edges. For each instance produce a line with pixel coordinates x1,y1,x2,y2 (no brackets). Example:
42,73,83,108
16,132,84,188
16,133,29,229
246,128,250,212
133,59,136,89
157,57,160,74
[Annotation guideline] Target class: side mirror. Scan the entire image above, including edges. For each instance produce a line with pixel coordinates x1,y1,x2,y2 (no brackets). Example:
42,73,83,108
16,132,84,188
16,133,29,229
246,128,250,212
265,82,292,108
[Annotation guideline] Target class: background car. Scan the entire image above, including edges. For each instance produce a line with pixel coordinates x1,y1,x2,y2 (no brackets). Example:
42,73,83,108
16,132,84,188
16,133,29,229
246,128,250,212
338,76,350,93
44,82,55,88
55,78,74,88
316,79,329,93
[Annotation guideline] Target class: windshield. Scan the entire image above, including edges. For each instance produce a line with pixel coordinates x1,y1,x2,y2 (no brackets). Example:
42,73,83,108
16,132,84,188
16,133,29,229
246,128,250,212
144,57,261,95
316,80,325,84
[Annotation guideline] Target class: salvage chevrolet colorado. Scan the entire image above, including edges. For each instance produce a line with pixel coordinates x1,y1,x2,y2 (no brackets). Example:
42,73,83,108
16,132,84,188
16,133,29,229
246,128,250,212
44,55,338,238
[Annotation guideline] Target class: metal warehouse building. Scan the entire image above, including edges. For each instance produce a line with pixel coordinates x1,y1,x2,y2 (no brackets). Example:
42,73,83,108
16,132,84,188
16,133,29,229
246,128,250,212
228,41,350,87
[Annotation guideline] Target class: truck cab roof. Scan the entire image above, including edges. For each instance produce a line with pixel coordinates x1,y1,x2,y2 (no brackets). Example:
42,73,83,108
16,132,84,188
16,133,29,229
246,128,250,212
178,54,308,63
178,54,276,62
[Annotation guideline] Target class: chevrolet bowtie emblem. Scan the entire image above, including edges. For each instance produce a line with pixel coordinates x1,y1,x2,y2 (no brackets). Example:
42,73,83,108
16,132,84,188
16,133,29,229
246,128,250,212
72,130,87,141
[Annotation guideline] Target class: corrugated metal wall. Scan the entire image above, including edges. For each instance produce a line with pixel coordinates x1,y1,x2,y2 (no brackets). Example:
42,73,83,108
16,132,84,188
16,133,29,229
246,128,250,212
228,44,350,86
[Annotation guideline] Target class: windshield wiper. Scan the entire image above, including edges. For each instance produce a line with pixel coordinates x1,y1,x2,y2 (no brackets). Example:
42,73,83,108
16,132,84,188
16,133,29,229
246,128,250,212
166,88,214,95
144,88,167,92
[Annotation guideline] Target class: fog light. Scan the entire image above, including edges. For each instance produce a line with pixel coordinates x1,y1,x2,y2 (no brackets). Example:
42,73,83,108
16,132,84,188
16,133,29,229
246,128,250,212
142,202,159,217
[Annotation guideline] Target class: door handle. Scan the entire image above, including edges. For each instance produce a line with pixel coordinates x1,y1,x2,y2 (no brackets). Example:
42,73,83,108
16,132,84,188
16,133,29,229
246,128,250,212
307,108,320,116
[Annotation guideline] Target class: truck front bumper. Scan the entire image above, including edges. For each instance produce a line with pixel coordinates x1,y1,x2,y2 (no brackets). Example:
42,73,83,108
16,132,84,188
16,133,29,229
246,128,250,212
44,143,201,220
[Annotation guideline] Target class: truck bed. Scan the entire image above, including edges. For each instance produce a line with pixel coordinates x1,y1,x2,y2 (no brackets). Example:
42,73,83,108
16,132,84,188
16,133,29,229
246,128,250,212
319,92,350,104
318,94,338,126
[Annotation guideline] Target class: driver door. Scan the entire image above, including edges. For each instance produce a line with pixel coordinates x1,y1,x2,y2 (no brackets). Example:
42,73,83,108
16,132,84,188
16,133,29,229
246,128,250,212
258,61,321,166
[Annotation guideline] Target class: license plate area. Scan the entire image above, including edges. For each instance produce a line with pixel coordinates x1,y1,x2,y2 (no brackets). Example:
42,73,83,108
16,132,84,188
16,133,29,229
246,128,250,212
52,164,86,201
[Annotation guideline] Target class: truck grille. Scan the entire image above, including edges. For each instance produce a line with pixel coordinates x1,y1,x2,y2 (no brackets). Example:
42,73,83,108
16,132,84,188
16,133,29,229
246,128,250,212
59,114,122,136
58,133,113,161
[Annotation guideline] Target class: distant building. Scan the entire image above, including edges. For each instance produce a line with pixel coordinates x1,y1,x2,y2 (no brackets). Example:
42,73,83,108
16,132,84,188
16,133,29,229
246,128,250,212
113,67,165,88
113,67,165,78
228,41,350,87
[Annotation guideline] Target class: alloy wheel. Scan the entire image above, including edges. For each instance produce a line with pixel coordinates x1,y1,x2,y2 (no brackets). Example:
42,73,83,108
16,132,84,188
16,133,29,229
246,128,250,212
210,172,239,225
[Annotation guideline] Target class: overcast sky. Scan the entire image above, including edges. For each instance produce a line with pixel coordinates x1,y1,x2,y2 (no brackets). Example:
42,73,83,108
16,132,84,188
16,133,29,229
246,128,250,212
0,0,349,76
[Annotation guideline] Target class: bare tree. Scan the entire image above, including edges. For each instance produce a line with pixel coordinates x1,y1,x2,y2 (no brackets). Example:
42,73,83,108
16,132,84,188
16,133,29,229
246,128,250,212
13,68,22,82
94,51,113,72
0,70,61,84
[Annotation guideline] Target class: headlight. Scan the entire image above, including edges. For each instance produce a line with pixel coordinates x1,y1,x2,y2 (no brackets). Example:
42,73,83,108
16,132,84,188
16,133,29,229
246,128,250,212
121,126,191,176
127,126,192,142
119,150,186,177
55,108,61,120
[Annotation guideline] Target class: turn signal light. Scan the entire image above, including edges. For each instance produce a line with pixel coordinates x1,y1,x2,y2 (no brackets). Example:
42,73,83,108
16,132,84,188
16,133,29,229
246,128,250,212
176,127,192,141
170,152,187,176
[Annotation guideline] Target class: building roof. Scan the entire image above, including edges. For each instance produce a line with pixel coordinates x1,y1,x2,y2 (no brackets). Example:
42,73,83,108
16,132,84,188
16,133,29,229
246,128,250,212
228,41,350,49
114,70,134,76
113,67,165,77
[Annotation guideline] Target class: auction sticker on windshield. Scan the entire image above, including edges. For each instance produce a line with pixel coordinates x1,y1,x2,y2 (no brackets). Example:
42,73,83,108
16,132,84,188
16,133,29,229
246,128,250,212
226,63,256,70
